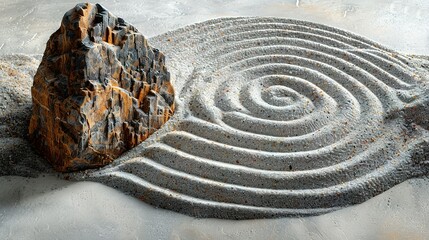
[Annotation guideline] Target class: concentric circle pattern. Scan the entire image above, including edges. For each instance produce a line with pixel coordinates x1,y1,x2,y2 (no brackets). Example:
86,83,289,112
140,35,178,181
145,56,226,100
80,18,429,219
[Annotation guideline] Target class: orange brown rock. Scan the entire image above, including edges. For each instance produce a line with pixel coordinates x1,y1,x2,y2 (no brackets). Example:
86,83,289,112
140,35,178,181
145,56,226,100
28,3,175,172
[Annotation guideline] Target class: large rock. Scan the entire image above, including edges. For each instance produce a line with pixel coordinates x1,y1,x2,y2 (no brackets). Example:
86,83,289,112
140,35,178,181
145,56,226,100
28,3,175,172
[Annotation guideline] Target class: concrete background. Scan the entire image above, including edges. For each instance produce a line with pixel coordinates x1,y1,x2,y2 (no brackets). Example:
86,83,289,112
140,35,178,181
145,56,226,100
0,0,428,55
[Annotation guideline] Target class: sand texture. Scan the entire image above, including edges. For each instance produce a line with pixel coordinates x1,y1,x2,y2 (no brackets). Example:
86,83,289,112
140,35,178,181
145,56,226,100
78,18,429,219
2,17,429,219
0,54,52,177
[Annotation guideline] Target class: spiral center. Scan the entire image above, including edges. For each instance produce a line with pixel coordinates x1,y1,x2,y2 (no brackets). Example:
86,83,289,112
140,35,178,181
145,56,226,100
261,85,302,106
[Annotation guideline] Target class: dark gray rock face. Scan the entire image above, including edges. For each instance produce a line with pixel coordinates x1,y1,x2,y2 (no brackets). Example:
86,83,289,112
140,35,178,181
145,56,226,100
29,3,175,172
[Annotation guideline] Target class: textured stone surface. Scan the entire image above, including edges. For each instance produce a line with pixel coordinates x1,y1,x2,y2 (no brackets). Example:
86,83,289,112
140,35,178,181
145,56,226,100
28,3,174,172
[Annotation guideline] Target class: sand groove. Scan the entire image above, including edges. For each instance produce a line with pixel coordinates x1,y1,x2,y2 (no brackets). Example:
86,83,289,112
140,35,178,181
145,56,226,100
81,18,429,219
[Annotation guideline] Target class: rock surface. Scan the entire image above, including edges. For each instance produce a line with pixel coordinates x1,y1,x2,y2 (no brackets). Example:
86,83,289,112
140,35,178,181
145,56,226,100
28,3,175,172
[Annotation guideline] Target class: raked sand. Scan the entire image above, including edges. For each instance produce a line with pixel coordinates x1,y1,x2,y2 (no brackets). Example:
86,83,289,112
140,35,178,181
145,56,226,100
1,16,429,238
76,17,429,219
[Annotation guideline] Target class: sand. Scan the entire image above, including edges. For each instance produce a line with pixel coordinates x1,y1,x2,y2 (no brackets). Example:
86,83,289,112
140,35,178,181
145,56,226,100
0,18,429,238
0,54,51,177
1,0,429,238
66,17,429,219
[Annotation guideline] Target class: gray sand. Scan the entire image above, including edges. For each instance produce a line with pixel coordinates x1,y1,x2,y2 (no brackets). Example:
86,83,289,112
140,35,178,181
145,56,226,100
0,17,429,234
73,17,429,219
1,0,429,238
0,54,51,177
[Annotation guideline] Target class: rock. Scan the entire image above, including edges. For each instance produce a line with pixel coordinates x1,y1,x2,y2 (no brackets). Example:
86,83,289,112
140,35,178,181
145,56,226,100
28,3,175,172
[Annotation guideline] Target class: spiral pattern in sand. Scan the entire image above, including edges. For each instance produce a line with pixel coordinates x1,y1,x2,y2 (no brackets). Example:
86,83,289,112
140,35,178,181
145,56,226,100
82,18,429,219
